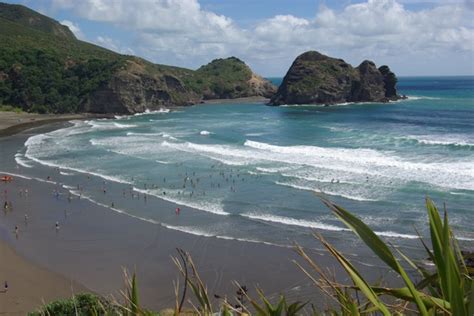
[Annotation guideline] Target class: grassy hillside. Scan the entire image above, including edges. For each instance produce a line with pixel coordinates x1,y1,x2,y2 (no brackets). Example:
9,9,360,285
0,4,127,113
0,2,275,114
0,2,75,39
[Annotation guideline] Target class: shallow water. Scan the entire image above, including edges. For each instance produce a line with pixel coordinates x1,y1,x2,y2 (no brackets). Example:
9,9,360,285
9,76,474,254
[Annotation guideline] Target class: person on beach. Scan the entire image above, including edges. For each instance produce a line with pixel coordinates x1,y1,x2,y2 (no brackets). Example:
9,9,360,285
3,201,8,210
2,281,8,293
14,225,18,239
55,221,60,233
176,207,180,215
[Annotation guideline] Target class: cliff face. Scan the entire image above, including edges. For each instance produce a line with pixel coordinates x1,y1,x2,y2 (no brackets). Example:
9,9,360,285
269,51,400,106
81,60,200,114
81,57,276,114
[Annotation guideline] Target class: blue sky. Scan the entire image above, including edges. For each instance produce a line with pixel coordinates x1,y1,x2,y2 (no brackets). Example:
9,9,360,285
5,0,474,76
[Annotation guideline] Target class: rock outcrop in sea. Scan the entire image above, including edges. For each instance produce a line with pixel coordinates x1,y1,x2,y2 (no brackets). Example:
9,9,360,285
269,51,401,106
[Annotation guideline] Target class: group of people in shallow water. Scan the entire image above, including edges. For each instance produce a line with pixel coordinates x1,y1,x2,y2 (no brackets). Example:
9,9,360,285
3,161,250,242
88,162,249,215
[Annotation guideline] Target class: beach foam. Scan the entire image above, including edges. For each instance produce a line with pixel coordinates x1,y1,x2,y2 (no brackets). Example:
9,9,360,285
133,187,230,216
241,213,349,232
14,153,33,168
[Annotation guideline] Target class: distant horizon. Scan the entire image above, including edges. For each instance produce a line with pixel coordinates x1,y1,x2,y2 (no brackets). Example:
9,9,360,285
264,74,474,79
4,0,474,77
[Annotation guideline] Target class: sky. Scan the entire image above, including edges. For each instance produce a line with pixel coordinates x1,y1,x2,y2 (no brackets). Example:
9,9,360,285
5,0,474,76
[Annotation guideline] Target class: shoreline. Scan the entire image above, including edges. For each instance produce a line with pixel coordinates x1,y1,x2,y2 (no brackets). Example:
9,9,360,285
0,119,395,312
0,112,114,138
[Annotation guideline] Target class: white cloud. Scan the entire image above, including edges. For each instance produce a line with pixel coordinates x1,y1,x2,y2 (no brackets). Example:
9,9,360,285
52,0,474,76
95,36,135,55
60,19,84,39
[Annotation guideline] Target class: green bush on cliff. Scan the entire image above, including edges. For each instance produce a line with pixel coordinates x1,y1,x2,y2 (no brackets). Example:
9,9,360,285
184,57,253,99
0,48,120,113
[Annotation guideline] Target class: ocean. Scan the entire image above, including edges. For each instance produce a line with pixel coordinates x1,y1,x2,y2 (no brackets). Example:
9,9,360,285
10,76,474,258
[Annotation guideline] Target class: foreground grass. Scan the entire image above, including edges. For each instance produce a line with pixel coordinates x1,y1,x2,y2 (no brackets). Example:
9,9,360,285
30,198,473,315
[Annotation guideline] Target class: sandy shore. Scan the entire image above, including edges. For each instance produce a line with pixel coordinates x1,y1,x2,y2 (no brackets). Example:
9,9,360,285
0,120,395,313
0,239,87,315
0,112,113,137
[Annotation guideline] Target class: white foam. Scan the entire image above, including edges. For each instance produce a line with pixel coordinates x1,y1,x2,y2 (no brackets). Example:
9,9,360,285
457,236,474,241
406,135,473,148
113,123,137,129
134,108,170,116
162,225,215,237
163,225,284,247
68,190,161,225
256,166,294,173
59,171,74,176
406,95,441,101
242,213,419,239
0,171,32,180
241,213,349,232
155,160,172,165
24,148,132,185
133,187,230,216
274,181,378,202
373,231,418,239
14,153,33,168
199,130,212,136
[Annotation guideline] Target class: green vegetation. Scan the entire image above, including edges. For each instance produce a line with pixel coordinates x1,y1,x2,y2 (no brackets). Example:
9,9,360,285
0,104,23,112
184,57,253,98
0,2,75,39
0,48,121,113
0,3,127,113
28,293,119,316
0,3,274,114
30,198,473,315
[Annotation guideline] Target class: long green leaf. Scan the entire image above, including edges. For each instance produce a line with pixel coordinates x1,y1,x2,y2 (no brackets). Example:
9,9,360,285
320,236,391,316
322,198,429,315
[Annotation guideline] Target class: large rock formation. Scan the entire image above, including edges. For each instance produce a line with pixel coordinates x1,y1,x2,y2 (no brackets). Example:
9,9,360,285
269,51,400,106
192,57,276,100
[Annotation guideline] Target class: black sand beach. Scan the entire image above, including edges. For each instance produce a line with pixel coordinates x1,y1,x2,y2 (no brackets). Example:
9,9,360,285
0,121,394,312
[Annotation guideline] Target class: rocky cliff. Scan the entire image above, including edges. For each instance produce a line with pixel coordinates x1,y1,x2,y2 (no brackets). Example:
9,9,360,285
81,59,201,114
269,51,400,106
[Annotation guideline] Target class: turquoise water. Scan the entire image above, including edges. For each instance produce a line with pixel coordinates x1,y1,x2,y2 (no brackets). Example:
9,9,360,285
13,77,474,253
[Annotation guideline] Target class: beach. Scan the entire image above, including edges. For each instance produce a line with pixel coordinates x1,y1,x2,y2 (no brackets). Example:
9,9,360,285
0,118,386,313
0,238,87,315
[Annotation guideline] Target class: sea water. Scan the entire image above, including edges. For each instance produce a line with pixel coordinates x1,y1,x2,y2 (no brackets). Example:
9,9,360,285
11,76,474,256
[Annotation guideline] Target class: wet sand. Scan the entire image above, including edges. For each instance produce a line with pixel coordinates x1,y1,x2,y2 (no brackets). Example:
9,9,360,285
0,122,395,312
0,112,112,137
0,240,87,315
